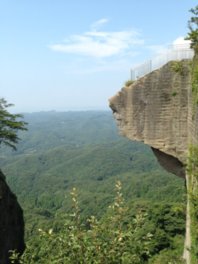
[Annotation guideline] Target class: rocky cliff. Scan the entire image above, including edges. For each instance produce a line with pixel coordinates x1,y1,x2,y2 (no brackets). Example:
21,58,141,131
109,60,193,178
0,170,25,264
109,59,198,263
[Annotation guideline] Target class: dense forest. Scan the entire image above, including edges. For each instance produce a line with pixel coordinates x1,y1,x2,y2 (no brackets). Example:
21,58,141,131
1,111,186,263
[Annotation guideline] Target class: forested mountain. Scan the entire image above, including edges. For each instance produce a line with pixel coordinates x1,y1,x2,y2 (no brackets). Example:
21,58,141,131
1,111,186,263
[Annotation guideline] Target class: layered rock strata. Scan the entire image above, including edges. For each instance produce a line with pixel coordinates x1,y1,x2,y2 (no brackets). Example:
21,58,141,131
109,60,192,177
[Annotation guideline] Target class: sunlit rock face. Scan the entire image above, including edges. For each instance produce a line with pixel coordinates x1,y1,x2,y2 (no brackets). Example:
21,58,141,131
109,60,192,178
0,170,25,264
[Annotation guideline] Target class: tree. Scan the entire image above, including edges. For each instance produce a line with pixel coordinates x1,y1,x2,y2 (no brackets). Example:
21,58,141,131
0,98,27,150
186,5,198,53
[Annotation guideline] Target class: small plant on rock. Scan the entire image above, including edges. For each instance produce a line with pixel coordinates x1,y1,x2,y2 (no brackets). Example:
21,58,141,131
125,80,134,87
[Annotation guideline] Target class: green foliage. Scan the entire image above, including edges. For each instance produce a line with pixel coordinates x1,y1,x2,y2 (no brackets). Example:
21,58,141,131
11,184,186,263
12,182,153,264
185,5,198,53
127,201,186,259
124,80,134,87
171,91,177,97
170,61,185,76
191,59,198,105
187,145,198,263
1,111,185,262
149,249,185,264
0,98,27,150
3,138,185,240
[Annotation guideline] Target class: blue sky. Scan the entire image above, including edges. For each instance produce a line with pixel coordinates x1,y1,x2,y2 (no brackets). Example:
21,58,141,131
0,0,197,112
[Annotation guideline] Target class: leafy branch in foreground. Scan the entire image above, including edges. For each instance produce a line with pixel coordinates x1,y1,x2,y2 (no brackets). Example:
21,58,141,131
12,181,152,264
0,98,27,150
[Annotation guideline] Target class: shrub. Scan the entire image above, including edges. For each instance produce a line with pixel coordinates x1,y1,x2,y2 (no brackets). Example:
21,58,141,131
124,80,134,87
170,61,184,75
12,182,152,264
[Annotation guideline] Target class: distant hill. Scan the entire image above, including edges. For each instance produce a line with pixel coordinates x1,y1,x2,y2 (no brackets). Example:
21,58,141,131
0,111,185,245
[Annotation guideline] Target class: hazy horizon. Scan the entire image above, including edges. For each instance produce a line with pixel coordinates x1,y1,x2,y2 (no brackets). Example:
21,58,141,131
19,107,111,114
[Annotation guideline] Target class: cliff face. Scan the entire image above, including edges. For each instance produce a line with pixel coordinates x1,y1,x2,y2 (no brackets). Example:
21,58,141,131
0,170,25,264
109,60,192,178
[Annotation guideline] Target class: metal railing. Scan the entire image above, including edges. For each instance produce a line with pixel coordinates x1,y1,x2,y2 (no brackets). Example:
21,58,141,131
130,44,194,80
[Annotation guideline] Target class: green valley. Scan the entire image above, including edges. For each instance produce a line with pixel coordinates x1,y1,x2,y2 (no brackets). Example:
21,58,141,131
1,111,186,263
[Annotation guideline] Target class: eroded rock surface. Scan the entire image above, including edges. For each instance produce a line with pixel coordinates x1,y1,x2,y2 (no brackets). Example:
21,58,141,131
0,170,25,264
109,60,192,176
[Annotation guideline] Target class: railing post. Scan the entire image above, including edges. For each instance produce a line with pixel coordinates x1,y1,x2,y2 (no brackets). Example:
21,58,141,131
130,69,133,80
149,60,152,72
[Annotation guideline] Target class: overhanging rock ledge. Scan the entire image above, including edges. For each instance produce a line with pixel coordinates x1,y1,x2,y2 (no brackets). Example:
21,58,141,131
109,60,193,178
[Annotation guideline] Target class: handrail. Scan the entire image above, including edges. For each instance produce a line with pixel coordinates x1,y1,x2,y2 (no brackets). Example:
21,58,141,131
130,44,194,80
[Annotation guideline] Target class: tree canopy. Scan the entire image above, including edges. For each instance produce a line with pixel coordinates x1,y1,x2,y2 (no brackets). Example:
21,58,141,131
186,5,198,53
0,98,27,150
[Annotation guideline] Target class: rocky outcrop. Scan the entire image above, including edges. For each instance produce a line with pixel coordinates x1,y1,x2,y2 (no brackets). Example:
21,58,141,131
109,60,192,178
109,59,198,263
0,170,25,264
